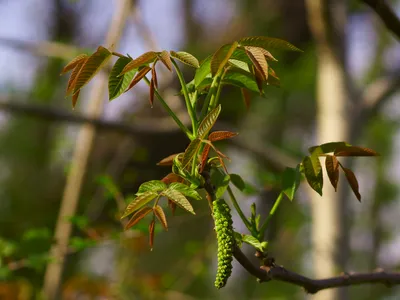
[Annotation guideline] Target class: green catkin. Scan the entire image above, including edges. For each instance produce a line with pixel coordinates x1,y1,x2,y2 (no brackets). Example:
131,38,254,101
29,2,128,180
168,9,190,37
213,199,234,289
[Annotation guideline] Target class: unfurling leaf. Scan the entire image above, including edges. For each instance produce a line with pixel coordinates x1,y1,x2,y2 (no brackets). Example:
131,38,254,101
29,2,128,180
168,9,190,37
149,77,155,107
245,46,269,81
334,146,379,157
61,54,88,74
239,36,302,52
182,138,201,168
157,153,179,166
108,56,136,100
66,57,87,95
124,206,153,230
341,167,361,201
198,105,222,139
153,205,168,231
149,219,155,249
159,50,172,71
73,46,112,93
302,155,323,196
161,173,182,185
282,166,301,201
241,87,251,109
200,144,211,172
325,155,339,191
161,188,195,214
121,191,158,219
125,66,151,93
169,182,202,200
209,131,238,142
120,51,157,75
137,180,167,194
211,42,238,76
170,51,199,68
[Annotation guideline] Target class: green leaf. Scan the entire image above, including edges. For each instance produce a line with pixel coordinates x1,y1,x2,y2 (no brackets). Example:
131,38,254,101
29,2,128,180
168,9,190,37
194,55,212,87
22,228,51,241
161,188,195,214
210,41,238,76
137,180,167,194
230,173,245,191
211,169,230,199
302,155,323,196
239,36,302,52
241,235,267,251
0,238,17,257
120,51,157,75
170,51,199,68
197,105,221,139
182,138,202,168
73,46,112,93
108,56,136,100
282,166,301,201
169,182,202,200
121,191,158,219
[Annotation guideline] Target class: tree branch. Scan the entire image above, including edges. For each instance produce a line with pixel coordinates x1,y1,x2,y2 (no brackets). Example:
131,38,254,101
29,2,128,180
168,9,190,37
362,0,400,40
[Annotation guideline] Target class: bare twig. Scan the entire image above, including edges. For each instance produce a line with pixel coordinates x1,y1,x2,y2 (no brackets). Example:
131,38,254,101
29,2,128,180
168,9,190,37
362,0,400,40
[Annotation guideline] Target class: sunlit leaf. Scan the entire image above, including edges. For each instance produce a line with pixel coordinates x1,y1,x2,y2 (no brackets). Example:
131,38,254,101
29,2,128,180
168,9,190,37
341,167,361,201
182,138,201,168
302,155,323,196
241,234,266,251
334,146,380,157
170,51,199,68
66,57,87,95
239,36,302,52
73,46,112,93
281,166,301,201
120,51,157,75
61,54,88,74
169,182,202,200
210,41,238,76
197,105,221,139
157,153,179,166
108,56,136,100
149,219,155,249
125,66,151,93
209,131,238,142
124,206,153,230
325,155,339,191
159,50,172,71
121,191,158,219
153,205,168,231
161,173,182,185
137,180,167,194
245,46,268,81
161,188,195,214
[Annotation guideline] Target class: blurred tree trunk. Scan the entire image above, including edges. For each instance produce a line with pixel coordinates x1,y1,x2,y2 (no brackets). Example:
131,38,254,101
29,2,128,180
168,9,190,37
305,1,350,300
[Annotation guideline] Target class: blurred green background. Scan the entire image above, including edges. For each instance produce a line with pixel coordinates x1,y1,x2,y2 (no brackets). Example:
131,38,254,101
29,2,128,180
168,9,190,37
0,0,399,299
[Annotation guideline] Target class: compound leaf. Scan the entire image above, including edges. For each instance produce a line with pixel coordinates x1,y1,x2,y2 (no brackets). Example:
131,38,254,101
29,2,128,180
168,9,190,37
137,180,167,194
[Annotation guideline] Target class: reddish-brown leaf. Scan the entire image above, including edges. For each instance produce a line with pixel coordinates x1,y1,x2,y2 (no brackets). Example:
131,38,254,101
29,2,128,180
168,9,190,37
157,153,179,166
148,219,155,250
61,54,88,74
245,46,269,81
241,87,251,109
200,144,211,173
124,206,153,230
341,167,361,201
251,65,264,95
153,205,168,231
151,62,158,89
66,57,87,95
258,48,278,62
334,146,379,157
159,50,172,71
120,51,157,75
161,173,182,185
149,78,155,108
71,90,80,109
168,200,177,215
325,155,339,191
209,131,238,142
125,66,151,93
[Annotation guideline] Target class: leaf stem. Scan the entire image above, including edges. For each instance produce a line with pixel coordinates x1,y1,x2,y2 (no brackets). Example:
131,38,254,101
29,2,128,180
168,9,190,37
259,192,284,239
143,76,193,140
208,68,227,113
200,73,221,120
227,186,252,231
171,59,198,134
112,51,126,58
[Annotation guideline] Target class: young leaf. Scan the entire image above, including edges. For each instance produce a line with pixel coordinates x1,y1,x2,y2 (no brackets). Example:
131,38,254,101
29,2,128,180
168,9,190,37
230,173,245,191
209,131,238,142
149,219,155,249
161,173,182,185
302,155,323,196
197,105,222,139
151,62,158,89
71,90,80,109
121,191,158,219
137,180,167,194
108,56,136,100
66,57,87,95
120,51,157,75
325,155,339,191
170,51,199,68
153,205,168,231
241,235,266,251
334,146,379,157
245,46,269,81
169,182,202,200
211,169,230,199
125,66,152,93
194,56,212,88
157,153,179,166
281,166,301,201
251,64,265,94
182,138,201,168
73,46,112,93
61,54,88,74
241,87,251,109
341,167,361,201
149,77,155,107
308,142,350,154
161,188,195,214
210,41,238,76
200,144,211,173
168,199,177,215
124,206,153,230
159,50,172,71
258,48,278,62
239,36,302,52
